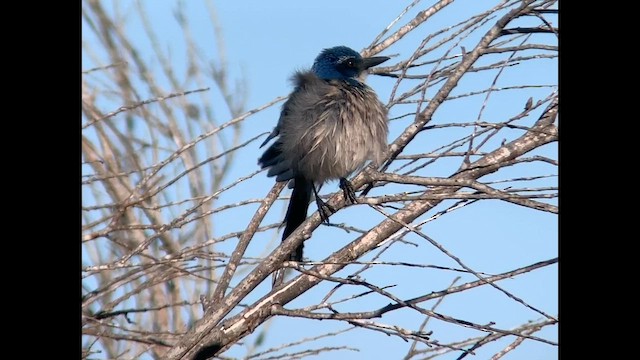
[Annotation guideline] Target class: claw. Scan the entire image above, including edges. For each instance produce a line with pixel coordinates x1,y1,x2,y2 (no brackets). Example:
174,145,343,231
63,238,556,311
315,196,335,224
312,184,334,224
339,178,357,204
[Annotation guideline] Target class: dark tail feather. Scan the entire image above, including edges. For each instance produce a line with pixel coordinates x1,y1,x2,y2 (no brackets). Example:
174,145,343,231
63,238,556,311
282,176,312,261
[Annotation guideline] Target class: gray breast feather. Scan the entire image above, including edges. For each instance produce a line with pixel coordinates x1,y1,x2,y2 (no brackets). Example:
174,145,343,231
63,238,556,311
276,71,388,184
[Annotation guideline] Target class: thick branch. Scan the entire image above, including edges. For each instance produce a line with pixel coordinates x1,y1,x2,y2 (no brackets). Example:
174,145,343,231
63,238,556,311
169,94,557,359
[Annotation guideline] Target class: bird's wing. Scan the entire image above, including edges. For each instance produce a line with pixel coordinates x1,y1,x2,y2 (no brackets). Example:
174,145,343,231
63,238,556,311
260,124,280,148
258,71,326,183
260,87,300,148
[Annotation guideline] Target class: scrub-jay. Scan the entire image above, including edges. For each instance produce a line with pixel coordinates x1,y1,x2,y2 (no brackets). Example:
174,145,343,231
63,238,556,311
258,46,389,261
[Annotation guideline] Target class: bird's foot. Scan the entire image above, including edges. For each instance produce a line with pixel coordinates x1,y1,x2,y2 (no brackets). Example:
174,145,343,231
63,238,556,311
315,196,335,224
339,178,357,204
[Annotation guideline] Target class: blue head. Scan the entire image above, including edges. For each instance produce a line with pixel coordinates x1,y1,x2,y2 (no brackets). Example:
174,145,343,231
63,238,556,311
311,46,389,81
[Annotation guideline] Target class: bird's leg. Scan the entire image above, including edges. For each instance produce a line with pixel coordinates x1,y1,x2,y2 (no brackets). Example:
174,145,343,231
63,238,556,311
312,184,334,224
339,178,357,204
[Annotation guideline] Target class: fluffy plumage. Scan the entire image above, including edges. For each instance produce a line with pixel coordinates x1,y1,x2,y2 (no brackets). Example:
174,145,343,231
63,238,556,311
258,46,389,261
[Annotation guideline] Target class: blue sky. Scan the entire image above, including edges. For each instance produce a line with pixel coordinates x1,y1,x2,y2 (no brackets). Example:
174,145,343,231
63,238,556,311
82,1,558,359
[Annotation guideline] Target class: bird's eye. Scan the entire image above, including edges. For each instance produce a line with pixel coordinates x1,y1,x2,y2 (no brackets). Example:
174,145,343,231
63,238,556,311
346,59,355,67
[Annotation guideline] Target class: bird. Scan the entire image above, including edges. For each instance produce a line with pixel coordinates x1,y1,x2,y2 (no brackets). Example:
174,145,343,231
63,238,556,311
258,45,389,262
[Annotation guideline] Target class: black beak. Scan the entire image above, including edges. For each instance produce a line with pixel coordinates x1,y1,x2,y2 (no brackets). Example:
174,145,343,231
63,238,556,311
360,56,390,70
